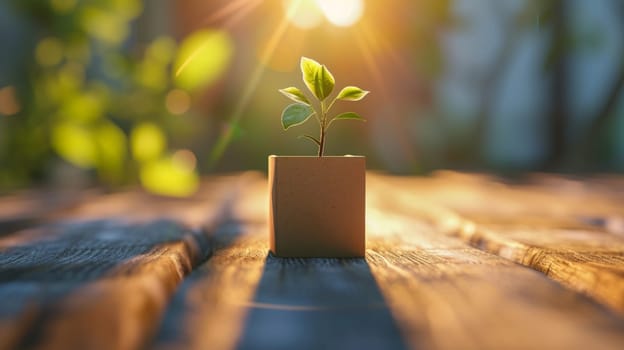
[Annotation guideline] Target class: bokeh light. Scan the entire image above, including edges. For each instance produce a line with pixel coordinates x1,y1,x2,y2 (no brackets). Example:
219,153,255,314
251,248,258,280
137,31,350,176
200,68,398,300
173,29,234,91
140,156,199,197
172,149,198,170
50,0,77,14
166,89,191,115
35,38,64,67
131,123,166,163
0,86,21,116
52,123,97,168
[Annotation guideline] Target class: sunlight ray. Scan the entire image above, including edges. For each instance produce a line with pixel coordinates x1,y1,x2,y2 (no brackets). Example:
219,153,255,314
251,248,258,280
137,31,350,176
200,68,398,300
175,1,262,78
353,29,388,99
203,0,264,28
353,28,416,163
208,4,297,166
202,0,261,25
174,42,206,78
361,22,411,77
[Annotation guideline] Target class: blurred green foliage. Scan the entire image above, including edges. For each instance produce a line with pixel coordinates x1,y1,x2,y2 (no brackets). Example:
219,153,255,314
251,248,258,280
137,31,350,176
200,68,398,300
0,0,233,196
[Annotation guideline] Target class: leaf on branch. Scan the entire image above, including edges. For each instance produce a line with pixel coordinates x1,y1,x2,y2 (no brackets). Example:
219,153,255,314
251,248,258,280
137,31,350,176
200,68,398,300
336,86,369,101
281,103,314,130
298,134,321,146
301,57,322,100
334,112,366,121
313,65,335,101
278,87,310,105
300,57,335,101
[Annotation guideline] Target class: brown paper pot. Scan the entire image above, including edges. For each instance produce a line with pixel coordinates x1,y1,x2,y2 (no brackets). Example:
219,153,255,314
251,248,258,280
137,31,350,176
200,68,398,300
268,155,365,258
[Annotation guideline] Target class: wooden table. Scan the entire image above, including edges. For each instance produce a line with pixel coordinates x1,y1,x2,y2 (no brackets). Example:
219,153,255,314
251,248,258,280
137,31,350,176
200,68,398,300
1,172,623,350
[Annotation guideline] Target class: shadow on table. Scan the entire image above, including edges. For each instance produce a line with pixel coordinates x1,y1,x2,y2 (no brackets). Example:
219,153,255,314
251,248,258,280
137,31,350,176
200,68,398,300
0,217,41,238
0,218,205,349
236,254,409,350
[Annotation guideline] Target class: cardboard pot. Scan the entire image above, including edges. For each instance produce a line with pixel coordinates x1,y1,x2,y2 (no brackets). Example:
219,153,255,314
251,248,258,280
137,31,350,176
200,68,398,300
268,155,365,258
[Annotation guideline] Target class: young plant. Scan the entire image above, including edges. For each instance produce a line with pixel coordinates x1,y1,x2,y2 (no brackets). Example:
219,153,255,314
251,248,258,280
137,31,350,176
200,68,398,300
279,57,369,157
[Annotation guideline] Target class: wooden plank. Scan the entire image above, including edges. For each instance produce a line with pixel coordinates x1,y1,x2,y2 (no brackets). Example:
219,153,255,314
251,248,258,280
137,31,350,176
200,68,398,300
52,173,259,227
152,175,624,350
376,172,624,314
152,182,270,350
0,173,259,350
0,221,200,350
0,189,91,238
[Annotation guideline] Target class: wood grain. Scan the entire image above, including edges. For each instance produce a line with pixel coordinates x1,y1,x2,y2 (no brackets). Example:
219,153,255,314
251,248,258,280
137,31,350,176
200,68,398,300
373,172,624,314
0,220,199,350
1,172,624,350
0,174,258,350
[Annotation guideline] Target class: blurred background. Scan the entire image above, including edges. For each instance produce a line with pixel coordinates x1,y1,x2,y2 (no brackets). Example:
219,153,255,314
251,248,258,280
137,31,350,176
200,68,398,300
0,0,623,196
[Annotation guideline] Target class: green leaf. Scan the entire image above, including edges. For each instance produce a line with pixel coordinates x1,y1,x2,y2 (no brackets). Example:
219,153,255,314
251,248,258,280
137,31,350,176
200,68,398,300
336,86,369,101
281,103,314,130
278,87,310,105
334,112,366,121
298,134,321,146
313,65,335,101
301,57,321,100
300,57,335,101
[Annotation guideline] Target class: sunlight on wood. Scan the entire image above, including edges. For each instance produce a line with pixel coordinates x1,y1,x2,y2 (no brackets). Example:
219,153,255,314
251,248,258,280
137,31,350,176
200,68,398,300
365,175,624,350
170,234,266,350
43,175,247,227
2,173,624,349
370,173,624,314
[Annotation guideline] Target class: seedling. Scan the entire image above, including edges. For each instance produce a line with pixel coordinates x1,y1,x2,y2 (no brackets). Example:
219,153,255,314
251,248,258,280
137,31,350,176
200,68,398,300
279,57,369,157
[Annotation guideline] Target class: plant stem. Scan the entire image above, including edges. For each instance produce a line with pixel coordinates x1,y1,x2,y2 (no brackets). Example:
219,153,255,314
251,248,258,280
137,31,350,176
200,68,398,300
318,127,325,157
318,100,327,157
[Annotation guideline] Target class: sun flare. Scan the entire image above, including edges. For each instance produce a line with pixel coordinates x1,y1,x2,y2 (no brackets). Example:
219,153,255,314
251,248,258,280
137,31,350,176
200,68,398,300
317,0,364,27
282,0,364,29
